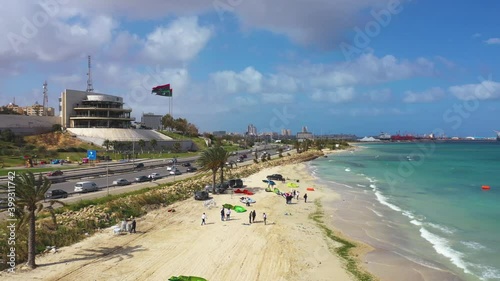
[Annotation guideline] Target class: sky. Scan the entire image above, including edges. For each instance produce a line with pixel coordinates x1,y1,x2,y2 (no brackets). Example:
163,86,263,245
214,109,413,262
1,0,500,137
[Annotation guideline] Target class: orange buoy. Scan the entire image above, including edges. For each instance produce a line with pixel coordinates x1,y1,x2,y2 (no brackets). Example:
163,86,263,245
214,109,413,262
482,185,490,190
307,187,315,191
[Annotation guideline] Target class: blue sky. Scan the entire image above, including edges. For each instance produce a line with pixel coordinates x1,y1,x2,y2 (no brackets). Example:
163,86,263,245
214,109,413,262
1,0,500,137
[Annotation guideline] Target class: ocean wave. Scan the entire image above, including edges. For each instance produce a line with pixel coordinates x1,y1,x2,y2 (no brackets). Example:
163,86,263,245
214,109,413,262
369,208,383,217
393,251,446,272
345,168,351,172
419,227,471,274
356,184,367,188
475,264,500,280
461,241,486,251
427,223,455,235
367,177,377,183
374,191,402,212
410,220,422,226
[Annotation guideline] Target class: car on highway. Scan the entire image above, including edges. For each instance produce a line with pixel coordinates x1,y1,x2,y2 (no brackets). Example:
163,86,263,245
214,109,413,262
167,165,176,171
135,175,150,182
113,178,131,186
47,170,64,177
45,189,68,199
181,162,191,167
169,169,182,175
134,163,145,169
74,181,98,193
149,173,161,180
186,167,198,173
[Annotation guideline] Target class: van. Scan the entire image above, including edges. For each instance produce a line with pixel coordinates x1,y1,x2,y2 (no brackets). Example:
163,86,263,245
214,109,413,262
74,181,98,193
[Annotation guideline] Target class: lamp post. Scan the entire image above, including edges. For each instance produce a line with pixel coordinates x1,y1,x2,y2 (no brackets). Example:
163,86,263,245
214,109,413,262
106,160,109,196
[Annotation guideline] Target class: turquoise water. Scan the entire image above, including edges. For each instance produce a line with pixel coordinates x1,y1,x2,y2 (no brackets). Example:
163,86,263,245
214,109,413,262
310,142,500,281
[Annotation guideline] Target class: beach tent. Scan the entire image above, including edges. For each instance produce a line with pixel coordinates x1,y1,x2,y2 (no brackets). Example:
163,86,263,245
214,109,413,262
287,182,299,188
223,203,234,209
233,205,247,213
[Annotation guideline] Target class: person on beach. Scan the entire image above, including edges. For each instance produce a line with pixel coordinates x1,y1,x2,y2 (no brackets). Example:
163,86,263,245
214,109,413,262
220,208,225,221
304,193,308,203
226,208,231,221
249,212,252,224
263,213,267,225
252,210,256,223
296,191,300,200
201,213,207,225
130,219,136,233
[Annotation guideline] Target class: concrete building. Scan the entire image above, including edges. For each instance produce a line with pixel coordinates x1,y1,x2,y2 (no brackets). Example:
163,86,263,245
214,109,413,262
297,132,314,141
60,89,134,129
24,102,55,116
281,129,291,136
247,124,257,136
301,126,309,133
141,113,163,130
4,102,24,115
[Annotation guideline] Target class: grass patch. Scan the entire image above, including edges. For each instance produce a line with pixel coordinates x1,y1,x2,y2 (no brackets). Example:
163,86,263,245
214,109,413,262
309,200,375,281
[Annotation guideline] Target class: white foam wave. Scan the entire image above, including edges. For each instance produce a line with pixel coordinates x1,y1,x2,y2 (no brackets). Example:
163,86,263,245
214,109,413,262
419,227,471,274
477,265,500,280
345,168,351,172
370,208,383,217
410,220,422,226
374,191,402,212
461,241,486,251
427,223,455,235
402,210,416,220
356,184,367,188
367,177,377,183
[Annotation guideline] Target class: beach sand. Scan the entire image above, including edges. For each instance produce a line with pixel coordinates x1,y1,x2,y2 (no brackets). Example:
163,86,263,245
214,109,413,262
3,162,359,281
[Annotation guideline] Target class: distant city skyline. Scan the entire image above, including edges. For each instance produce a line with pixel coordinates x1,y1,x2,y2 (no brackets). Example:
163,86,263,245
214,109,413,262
1,1,500,138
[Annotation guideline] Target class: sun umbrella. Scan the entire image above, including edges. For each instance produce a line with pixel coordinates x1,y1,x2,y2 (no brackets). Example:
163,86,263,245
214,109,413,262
262,179,270,183
268,180,276,186
287,182,299,188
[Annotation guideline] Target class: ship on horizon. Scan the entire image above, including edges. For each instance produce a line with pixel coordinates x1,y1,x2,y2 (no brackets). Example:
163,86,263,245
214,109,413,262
495,130,500,141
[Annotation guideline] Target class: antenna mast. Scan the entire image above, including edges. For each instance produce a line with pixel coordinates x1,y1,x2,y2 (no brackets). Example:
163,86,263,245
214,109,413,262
42,81,48,116
86,55,94,92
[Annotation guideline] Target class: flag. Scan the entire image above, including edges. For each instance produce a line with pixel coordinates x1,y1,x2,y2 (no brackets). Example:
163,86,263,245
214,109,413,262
152,84,172,97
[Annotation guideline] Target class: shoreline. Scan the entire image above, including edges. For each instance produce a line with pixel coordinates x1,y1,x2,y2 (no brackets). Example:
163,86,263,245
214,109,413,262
2,152,372,281
307,150,466,281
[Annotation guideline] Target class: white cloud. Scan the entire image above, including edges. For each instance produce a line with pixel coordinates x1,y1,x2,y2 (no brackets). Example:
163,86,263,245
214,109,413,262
211,67,263,94
311,87,356,103
365,88,392,102
403,87,445,103
484,38,500,45
261,93,294,104
449,81,500,100
141,17,213,63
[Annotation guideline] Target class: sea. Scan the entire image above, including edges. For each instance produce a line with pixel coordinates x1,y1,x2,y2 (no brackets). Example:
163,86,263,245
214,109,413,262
308,142,500,281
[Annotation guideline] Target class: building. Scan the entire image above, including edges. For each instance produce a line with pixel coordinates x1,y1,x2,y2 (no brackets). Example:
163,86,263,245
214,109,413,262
301,126,309,133
281,129,291,136
24,102,55,116
141,113,163,130
247,124,257,136
4,102,24,115
60,89,134,129
297,132,314,141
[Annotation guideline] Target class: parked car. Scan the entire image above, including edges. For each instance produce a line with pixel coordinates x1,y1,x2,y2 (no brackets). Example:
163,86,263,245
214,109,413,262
135,175,150,182
194,191,209,200
74,181,98,193
229,178,243,188
113,178,131,186
181,162,191,167
149,173,161,179
51,159,60,164
45,189,68,199
134,163,145,169
186,167,198,173
169,169,182,175
47,170,64,177
267,174,284,181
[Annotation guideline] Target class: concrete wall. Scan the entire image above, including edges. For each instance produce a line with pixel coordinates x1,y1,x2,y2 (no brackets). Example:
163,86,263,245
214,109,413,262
0,115,60,136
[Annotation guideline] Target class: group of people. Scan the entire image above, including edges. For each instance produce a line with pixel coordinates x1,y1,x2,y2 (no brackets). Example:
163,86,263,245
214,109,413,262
119,218,137,233
201,210,268,225
220,207,232,221
281,189,308,204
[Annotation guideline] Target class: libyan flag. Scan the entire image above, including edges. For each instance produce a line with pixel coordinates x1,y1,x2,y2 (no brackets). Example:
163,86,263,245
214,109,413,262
152,84,173,97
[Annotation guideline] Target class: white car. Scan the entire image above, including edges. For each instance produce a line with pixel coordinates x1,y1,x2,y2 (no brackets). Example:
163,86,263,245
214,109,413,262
167,165,175,171
149,173,161,179
169,169,182,175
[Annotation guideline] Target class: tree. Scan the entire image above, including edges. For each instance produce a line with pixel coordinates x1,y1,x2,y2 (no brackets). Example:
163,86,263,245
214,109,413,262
51,124,62,132
173,142,181,153
0,172,63,268
150,139,157,154
197,146,230,194
174,118,188,134
161,114,175,131
138,139,145,154
186,123,199,137
103,139,111,152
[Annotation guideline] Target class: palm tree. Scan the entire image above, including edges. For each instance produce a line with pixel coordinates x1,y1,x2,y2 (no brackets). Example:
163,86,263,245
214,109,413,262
103,139,111,151
197,146,230,193
0,172,63,268
150,139,157,154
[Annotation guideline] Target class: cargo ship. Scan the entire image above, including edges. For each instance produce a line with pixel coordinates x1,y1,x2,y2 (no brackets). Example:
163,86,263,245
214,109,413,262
378,132,391,141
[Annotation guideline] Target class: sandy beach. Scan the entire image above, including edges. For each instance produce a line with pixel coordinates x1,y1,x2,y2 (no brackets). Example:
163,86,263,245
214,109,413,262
2,160,361,281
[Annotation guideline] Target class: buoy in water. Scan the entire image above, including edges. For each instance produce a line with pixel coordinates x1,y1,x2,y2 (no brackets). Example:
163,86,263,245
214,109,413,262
482,185,490,190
